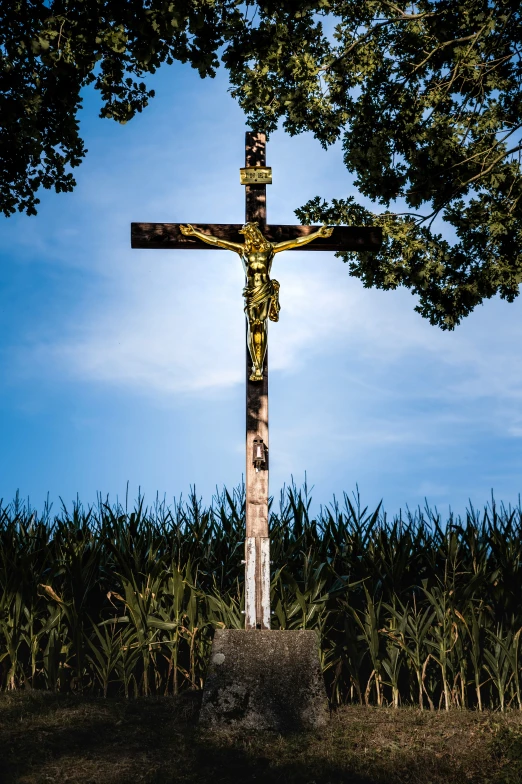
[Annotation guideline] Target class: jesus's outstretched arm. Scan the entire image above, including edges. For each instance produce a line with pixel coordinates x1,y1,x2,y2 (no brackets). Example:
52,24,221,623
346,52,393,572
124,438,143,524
179,224,244,253
273,225,333,253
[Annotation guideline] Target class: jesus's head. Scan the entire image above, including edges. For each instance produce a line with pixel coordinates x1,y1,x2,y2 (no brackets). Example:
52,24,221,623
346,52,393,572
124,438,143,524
239,222,271,251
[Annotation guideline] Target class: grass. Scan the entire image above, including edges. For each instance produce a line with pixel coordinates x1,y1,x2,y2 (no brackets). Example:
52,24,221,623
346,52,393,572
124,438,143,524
1,691,522,784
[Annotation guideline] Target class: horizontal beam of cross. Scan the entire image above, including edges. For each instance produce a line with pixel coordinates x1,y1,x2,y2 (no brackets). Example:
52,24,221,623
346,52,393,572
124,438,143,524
131,223,382,252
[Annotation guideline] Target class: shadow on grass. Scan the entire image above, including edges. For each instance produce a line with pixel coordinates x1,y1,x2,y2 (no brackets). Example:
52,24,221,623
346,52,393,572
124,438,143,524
0,692,520,784
0,692,367,784
169,739,370,784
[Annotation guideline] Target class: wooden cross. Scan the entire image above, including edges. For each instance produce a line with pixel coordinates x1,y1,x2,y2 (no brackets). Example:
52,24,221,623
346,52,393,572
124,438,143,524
131,131,381,630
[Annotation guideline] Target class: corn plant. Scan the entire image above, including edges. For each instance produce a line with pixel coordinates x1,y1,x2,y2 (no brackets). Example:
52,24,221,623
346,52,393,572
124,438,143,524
85,615,123,697
454,602,491,711
382,594,436,709
484,625,521,712
0,484,521,709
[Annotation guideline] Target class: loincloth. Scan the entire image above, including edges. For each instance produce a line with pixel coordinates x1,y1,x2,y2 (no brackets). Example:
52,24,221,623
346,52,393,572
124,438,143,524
243,278,280,322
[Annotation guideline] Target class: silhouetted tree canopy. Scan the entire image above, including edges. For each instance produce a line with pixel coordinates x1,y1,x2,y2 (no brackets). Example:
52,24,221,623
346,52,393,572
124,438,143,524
1,0,235,216
2,1,521,327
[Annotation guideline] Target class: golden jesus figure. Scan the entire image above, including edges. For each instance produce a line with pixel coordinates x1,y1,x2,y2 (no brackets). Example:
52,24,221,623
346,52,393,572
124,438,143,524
179,222,333,381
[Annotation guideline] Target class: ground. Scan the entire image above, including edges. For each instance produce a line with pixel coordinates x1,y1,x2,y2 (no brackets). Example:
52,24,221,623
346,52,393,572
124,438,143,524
1,691,521,783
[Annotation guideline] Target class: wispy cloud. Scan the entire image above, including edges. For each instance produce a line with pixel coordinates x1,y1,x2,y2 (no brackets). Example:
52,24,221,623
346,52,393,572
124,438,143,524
23,226,522,420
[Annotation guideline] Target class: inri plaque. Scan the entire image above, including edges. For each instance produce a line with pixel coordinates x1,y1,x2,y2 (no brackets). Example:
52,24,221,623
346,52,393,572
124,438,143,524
240,166,273,185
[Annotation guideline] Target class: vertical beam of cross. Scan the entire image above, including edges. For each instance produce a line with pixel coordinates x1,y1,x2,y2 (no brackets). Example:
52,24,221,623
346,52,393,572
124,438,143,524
130,132,382,632
244,132,270,630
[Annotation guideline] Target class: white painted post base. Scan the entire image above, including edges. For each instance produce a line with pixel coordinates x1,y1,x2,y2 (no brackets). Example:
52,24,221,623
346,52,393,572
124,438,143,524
244,536,271,629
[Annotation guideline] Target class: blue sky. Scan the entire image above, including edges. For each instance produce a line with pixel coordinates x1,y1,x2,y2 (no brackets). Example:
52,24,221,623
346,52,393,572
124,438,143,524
1,61,521,520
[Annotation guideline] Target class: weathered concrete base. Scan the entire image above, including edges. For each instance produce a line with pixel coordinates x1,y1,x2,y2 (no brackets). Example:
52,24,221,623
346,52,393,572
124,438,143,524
199,629,329,732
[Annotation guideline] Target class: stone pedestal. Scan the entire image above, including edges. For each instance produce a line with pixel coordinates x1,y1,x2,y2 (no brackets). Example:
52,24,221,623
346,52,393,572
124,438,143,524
199,629,329,731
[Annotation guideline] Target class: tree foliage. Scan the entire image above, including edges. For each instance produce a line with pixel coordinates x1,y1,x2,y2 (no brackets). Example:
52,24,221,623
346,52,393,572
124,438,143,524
2,1,522,326
0,0,237,216
225,1,522,328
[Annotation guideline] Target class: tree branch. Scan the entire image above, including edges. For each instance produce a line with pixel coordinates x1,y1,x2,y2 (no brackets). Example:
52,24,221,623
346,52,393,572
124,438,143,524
320,10,439,75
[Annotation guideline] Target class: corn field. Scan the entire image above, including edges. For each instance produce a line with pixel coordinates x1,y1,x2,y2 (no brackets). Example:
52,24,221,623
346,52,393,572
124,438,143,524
1,482,522,710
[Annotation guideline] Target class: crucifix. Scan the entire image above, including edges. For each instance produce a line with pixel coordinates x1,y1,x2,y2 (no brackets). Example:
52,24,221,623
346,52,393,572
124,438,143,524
131,131,381,630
